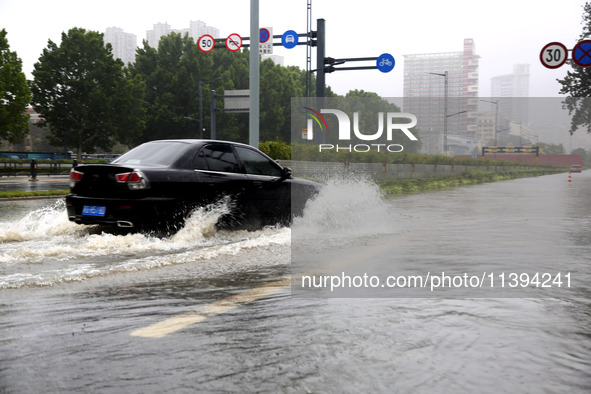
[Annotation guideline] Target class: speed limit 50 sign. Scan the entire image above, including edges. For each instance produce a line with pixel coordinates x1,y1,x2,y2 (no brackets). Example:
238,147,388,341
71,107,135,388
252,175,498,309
540,42,568,69
198,34,215,53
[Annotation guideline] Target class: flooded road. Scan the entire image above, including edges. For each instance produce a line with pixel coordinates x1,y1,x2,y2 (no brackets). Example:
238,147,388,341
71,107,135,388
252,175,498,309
1,172,590,392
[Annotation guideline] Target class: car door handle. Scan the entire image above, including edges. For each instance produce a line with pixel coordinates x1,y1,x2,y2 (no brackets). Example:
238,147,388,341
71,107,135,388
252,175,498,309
253,181,263,188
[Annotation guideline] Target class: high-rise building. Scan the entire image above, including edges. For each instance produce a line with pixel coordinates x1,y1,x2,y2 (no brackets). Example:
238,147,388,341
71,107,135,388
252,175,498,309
104,27,137,66
146,22,171,48
491,64,529,97
104,20,221,66
146,20,220,49
403,39,480,154
490,64,530,138
189,20,220,41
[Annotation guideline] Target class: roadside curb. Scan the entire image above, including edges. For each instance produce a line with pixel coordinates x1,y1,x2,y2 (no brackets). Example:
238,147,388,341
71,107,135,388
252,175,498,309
0,194,67,201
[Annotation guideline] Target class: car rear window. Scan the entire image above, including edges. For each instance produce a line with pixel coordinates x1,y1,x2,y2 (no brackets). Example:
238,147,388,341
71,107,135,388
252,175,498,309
113,141,189,166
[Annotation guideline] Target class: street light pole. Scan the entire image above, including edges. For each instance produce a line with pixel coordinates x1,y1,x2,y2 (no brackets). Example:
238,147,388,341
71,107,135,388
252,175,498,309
428,71,448,154
211,89,217,140
199,80,204,139
480,99,499,145
199,77,222,139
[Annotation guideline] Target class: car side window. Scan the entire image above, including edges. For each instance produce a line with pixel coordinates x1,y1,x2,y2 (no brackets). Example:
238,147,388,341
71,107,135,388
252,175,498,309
194,145,240,173
193,150,208,170
234,147,282,177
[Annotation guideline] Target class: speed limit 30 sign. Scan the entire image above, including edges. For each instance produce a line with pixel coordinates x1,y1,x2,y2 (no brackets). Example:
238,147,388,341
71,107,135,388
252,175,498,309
198,34,215,53
540,42,568,69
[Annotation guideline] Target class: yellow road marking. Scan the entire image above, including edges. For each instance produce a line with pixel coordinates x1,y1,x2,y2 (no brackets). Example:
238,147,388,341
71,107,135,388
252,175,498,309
131,221,445,338
130,277,290,338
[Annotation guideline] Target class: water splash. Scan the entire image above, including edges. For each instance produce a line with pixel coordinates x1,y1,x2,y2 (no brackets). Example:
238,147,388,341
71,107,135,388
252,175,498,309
0,179,400,288
0,200,81,243
171,196,233,244
293,177,399,238
0,197,290,288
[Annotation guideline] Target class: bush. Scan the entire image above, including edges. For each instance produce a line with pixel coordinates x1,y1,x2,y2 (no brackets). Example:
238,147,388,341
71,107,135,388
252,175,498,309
259,139,291,160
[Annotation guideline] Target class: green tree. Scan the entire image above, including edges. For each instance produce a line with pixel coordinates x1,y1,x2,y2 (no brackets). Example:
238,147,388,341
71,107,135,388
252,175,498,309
558,2,591,134
132,35,313,145
211,48,250,142
0,28,31,144
260,60,311,142
571,147,588,165
130,32,345,146
30,27,145,157
131,33,231,144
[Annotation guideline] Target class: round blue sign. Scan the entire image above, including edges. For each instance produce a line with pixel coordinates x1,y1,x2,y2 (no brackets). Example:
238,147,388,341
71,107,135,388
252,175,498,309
282,30,299,49
376,53,395,73
573,40,591,67
259,28,270,43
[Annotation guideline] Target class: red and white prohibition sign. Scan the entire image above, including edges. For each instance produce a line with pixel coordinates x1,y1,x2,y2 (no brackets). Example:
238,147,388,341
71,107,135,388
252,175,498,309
226,33,242,52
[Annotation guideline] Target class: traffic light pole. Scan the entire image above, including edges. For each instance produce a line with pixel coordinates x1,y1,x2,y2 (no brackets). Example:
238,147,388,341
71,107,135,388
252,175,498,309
315,19,326,99
209,17,386,146
238,19,381,99
249,0,260,148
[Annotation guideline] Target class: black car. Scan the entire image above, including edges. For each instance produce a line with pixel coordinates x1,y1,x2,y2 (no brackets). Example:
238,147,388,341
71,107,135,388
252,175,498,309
66,140,319,232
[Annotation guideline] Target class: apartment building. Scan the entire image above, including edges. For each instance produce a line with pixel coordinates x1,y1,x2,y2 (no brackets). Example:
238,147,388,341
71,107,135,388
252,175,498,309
403,39,479,154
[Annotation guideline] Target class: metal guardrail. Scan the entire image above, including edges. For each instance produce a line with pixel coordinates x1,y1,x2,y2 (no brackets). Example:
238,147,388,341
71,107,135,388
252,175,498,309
0,161,73,177
277,160,547,180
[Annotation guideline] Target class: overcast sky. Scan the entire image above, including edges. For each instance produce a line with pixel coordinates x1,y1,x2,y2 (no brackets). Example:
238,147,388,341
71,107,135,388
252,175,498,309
0,0,588,97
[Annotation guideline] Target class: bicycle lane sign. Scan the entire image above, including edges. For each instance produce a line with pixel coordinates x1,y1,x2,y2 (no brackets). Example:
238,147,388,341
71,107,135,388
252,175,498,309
376,53,395,73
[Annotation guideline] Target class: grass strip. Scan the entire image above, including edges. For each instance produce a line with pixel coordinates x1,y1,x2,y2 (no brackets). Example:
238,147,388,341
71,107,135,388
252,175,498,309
377,169,562,195
0,189,69,199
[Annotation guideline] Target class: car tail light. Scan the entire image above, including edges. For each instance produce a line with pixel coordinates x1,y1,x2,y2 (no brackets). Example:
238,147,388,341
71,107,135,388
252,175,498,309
69,169,84,188
115,170,150,190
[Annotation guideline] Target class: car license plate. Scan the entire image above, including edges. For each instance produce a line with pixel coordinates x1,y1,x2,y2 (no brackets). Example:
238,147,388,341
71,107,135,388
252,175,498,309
82,205,106,217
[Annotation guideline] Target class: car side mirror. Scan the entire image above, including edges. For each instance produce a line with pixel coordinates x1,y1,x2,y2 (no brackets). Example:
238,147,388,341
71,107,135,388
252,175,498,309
280,167,292,180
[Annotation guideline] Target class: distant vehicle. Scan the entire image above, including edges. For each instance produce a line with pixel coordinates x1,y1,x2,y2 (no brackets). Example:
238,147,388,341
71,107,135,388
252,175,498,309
570,165,582,173
66,139,320,233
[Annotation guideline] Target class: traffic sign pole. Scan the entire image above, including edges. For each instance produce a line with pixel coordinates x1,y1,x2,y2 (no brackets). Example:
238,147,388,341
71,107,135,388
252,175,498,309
249,0,260,148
